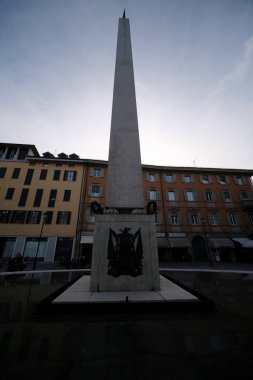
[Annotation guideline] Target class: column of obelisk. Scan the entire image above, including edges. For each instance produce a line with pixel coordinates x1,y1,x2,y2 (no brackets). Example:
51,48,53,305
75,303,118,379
90,13,160,292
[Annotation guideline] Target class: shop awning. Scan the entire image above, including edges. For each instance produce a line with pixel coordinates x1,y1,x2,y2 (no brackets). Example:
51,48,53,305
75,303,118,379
80,236,93,244
169,238,191,248
210,238,235,249
157,238,170,248
232,238,253,248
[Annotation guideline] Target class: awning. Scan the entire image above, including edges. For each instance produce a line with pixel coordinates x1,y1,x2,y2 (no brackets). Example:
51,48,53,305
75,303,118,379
169,238,191,248
210,238,235,249
157,238,170,248
80,236,93,244
232,238,253,248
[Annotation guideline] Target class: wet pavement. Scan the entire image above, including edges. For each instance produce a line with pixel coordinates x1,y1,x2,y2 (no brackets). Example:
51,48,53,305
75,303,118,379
1,266,253,379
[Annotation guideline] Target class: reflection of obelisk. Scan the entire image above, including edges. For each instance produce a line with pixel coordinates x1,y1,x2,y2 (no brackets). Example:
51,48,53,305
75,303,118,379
90,12,160,292
106,12,144,211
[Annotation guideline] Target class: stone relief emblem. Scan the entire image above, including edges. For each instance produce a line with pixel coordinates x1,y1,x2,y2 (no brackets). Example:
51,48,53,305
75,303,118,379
107,227,143,277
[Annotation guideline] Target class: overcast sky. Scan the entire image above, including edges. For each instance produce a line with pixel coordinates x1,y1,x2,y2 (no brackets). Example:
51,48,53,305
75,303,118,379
1,0,253,169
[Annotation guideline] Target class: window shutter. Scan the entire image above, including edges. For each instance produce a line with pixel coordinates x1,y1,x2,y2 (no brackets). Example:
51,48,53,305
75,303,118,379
191,175,195,183
226,176,230,184
101,168,104,177
155,173,158,181
209,175,212,183
88,185,92,196
212,192,217,202
234,176,238,184
156,191,160,200
99,186,103,197
175,191,179,201
89,168,93,176
199,175,203,184
67,212,71,224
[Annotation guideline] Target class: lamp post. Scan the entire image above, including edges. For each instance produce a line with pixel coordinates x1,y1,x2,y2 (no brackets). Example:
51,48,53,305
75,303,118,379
201,217,213,266
33,212,47,270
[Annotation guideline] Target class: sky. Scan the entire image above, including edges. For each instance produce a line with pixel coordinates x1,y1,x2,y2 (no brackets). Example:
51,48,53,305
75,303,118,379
1,0,253,169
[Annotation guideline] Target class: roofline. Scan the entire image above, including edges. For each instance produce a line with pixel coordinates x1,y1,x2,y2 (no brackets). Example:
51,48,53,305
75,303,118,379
0,142,39,156
27,156,253,175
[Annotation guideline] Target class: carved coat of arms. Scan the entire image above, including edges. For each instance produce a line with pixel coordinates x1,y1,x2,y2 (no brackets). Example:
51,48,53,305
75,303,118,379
107,227,143,277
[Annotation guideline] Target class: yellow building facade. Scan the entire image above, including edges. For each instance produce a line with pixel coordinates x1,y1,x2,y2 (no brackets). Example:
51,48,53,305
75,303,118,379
0,143,84,264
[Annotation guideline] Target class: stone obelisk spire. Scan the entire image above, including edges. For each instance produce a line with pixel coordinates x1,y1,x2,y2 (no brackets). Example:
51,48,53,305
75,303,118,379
105,11,144,211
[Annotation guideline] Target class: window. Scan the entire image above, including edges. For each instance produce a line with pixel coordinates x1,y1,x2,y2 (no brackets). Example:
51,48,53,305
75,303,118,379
40,169,48,180
205,190,216,203
208,213,219,225
148,172,156,182
189,213,199,225
222,191,232,203
167,190,176,201
24,238,47,260
53,170,61,181
26,211,41,224
218,175,227,184
240,191,249,200
235,176,245,185
11,210,27,224
0,210,12,223
24,169,34,185
200,175,210,184
63,190,71,202
91,185,100,197
0,167,7,179
56,211,71,224
248,214,253,224
186,190,195,201
0,147,6,158
228,212,238,225
12,168,21,179
18,188,29,207
63,170,77,181
48,190,57,207
149,189,157,200
33,189,43,207
6,147,17,159
18,148,28,160
44,211,53,224
169,211,179,225
5,188,15,200
93,168,102,177
165,173,175,183
183,174,193,183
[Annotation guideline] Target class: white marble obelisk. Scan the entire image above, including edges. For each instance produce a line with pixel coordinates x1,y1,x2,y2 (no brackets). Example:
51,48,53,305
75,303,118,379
90,13,160,292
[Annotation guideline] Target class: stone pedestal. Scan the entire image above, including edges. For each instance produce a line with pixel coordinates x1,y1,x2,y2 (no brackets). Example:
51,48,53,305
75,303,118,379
90,214,160,292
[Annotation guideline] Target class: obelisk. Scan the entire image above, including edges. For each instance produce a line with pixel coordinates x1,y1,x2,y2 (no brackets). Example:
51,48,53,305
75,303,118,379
90,13,160,292
106,12,144,211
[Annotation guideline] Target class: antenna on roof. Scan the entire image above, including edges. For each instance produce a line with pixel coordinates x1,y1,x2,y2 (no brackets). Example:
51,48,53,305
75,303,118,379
123,9,126,18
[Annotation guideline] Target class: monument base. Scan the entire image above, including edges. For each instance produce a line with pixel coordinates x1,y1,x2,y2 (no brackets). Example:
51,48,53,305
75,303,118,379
90,214,160,292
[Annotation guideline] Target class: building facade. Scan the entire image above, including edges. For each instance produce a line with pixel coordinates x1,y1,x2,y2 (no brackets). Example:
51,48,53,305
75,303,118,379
0,143,85,264
1,142,253,265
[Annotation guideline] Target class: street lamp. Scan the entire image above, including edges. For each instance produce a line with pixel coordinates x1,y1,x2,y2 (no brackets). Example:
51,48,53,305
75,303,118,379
201,217,213,266
33,211,48,270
